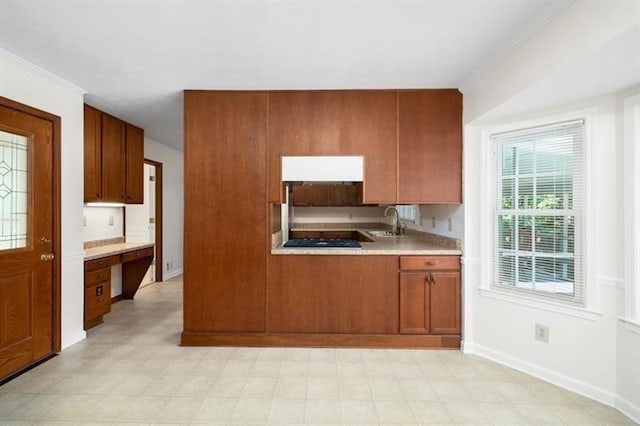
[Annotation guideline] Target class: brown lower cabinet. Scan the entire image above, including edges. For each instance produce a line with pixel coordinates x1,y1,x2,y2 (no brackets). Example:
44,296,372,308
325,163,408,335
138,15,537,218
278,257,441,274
268,256,398,334
399,256,461,335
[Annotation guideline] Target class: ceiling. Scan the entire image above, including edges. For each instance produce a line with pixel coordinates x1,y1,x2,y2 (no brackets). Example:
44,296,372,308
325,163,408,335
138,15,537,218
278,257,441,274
0,0,573,150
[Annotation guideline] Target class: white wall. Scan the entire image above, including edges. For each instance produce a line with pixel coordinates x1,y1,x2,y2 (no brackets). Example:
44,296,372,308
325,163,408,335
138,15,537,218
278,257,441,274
0,49,86,349
144,138,183,280
461,2,640,416
292,206,385,224
406,205,463,240
83,207,124,242
125,164,153,244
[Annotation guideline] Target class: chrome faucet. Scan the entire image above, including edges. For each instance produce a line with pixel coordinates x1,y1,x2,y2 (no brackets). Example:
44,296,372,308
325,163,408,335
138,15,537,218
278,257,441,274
384,206,403,235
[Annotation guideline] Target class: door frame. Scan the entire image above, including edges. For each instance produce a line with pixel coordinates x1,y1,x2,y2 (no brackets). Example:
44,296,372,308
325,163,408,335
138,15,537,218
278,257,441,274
0,96,62,353
144,158,163,282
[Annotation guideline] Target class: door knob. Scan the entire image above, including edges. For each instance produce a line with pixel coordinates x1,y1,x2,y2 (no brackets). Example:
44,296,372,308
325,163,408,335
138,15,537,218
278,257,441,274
40,253,55,261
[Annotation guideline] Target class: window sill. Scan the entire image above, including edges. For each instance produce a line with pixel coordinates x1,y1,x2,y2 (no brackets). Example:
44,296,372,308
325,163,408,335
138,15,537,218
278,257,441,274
479,288,602,321
618,317,640,335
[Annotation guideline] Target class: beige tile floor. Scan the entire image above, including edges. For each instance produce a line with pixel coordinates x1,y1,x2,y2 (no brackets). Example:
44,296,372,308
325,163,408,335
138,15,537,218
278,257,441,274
0,277,635,425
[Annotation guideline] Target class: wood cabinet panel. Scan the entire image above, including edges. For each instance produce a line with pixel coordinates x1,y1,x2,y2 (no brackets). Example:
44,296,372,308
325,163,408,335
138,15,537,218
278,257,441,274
84,280,110,329
125,124,144,203
268,91,397,203
398,90,462,203
399,256,461,335
430,271,461,335
268,256,398,333
399,273,430,334
84,267,110,287
83,105,102,202
101,114,126,202
184,91,267,333
399,256,460,271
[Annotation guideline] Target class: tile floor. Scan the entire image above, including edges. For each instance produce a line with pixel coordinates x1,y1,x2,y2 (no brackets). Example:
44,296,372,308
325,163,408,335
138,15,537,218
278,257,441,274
0,277,635,425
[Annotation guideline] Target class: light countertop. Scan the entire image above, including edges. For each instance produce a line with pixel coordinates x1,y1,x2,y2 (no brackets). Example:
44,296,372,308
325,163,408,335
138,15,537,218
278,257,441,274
84,242,154,261
271,224,462,256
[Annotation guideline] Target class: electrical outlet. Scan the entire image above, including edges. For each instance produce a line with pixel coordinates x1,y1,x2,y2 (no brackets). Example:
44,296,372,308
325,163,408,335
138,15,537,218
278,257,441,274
166,261,173,271
448,218,453,232
108,215,114,226
83,216,87,227
432,216,436,228
535,324,549,343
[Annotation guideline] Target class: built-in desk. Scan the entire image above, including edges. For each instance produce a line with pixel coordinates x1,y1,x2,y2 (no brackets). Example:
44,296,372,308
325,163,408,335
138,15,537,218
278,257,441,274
83,243,154,329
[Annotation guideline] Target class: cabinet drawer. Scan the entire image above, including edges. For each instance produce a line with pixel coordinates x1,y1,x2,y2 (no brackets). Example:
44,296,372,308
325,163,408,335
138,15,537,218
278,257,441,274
85,267,110,287
85,255,119,272
400,256,460,271
121,247,154,263
85,282,111,320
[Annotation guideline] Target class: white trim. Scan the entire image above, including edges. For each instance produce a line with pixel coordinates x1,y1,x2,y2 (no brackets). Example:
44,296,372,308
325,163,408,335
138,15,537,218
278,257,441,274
459,0,573,93
598,276,625,289
478,288,602,321
479,108,598,313
61,330,87,350
465,342,617,406
0,48,86,95
623,92,640,322
164,268,183,281
616,395,640,425
618,317,640,335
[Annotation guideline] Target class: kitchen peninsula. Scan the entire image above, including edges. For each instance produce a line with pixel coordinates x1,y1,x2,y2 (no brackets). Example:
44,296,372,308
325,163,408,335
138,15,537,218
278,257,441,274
183,89,462,348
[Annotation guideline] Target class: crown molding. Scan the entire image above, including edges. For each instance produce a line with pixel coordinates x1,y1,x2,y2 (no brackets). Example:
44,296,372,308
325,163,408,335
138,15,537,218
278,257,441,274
459,0,574,93
0,48,86,96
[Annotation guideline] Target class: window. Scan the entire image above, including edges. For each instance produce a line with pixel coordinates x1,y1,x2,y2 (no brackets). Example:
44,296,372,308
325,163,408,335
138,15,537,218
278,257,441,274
491,120,584,306
396,205,418,224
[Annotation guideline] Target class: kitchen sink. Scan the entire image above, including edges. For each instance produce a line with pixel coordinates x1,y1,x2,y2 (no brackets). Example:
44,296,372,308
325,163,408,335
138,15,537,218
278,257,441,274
366,230,402,237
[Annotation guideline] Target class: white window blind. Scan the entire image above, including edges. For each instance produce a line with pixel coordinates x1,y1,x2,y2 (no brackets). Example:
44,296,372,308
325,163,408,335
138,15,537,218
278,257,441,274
492,119,584,305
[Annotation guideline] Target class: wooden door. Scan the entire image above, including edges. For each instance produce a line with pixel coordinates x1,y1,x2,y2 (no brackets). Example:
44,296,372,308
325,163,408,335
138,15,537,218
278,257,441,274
101,114,125,202
398,90,462,203
124,124,144,203
83,105,102,202
0,101,56,380
429,271,461,334
399,273,430,334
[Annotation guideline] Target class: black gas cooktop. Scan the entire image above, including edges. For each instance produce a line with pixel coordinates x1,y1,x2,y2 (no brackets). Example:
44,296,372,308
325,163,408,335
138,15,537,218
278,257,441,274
283,238,361,248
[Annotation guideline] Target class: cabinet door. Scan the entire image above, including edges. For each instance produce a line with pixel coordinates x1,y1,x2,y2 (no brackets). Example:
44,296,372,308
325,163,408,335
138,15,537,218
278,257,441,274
309,185,329,206
101,114,126,202
398,90,462,203
291,185,310,206
399,272,430,334
429,271,461,334
83,105,102,202
125,124,144,203
267,91,397,203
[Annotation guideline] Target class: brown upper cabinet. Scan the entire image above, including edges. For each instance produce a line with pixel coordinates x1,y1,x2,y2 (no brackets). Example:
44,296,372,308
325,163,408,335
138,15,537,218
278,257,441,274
268,91,397,204
83,104,144,204
398,90,462,204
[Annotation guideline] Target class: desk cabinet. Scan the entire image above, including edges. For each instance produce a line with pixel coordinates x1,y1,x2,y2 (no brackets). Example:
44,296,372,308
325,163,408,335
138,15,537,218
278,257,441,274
84,246,154,330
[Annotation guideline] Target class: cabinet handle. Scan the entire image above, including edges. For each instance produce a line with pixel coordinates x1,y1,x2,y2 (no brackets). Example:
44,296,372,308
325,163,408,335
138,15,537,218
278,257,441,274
98,298,103,302
97,273,105,279
430,273,435,285
425,261,435,266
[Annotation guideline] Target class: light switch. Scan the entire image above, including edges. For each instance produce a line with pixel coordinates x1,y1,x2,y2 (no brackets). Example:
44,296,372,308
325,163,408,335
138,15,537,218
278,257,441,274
108,215,114,226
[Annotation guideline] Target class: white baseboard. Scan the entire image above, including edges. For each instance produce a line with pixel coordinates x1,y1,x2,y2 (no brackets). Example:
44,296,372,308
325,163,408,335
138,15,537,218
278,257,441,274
616,395,640,424
61,330,86,350
164,268,183,281
464,342,617,406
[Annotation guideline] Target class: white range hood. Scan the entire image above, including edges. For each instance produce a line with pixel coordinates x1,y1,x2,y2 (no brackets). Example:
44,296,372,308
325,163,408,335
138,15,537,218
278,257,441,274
282,156,364,182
